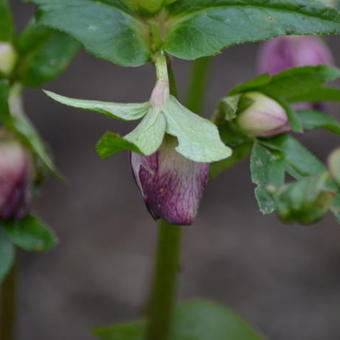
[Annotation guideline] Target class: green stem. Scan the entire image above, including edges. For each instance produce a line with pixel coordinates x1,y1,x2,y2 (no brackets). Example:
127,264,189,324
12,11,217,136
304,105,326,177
185,57,212,114
0,261,17,340
145,220,183,340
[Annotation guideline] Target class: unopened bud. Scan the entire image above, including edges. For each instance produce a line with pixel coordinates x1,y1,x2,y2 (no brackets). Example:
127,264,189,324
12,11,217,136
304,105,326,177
258,36,333,75
0,43,17,76
0,135,32,220
328,148,340,186
130,137,209,225
236,92,290,137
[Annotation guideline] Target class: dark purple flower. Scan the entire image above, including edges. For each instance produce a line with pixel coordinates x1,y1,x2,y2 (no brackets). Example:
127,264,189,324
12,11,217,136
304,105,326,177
237,92,290,138
130,137,209,225
0,138,32,220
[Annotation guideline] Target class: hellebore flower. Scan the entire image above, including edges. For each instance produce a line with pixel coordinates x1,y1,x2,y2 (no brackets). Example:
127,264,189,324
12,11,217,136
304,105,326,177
0,42,17,76
258,36,334,75
0,136,32,220
236,92,290,138
130,137,209,225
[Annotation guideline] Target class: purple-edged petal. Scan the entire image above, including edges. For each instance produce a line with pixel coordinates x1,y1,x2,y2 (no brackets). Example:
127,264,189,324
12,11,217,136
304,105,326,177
130,138,209,225
0,138,32,220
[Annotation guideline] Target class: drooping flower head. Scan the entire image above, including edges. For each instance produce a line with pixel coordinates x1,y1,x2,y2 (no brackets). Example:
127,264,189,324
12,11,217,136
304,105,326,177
130,137,209,225
0,133,33,220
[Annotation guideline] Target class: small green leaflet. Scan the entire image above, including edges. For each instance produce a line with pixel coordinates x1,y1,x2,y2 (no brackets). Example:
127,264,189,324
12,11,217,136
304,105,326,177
165,0,340,60
16,20,80,87
262,135,326,179
94,299,266,340
164,96,232,162
0,228,14,284
96,132,140,159
44,91,150,121
287,86,340,103
25,0,150,66
250,141,285,214
298,110,340,134
2,215,57,252
0,0,14,42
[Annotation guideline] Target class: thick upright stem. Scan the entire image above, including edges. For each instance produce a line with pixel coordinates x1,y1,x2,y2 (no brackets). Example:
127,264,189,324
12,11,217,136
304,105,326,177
185,57,212,114
145,220,183,340
0,261,17,340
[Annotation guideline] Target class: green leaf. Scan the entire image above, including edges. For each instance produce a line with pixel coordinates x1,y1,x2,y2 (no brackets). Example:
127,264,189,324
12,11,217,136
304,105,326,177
2,215,57,252
44,90,149,121
270,172,335,225
231,66,340,100
94,299,266,340
163,96,232,162
210,144,252,180
0,0,14,42
262,135,326,179
0,228,14,284
277,99,303,133
329,148,340,185
250,142,285,214
298,110,340,134
287,86,340,103
217,95,241,121
125,107,166,155
16,20,80,87
331,192,340,222
165,0,340,60
26,0,150,66
96,132,141,159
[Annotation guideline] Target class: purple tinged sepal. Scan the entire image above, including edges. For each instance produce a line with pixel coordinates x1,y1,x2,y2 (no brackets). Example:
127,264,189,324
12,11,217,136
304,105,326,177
236,92,290,138
0,134,33,220
130,137,209,225
0,43,17,76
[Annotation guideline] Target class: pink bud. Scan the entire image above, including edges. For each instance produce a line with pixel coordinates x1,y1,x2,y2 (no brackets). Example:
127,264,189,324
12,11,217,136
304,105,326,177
0,137,32,220
237,92,290,137
130,137,209,225
0,43,17,76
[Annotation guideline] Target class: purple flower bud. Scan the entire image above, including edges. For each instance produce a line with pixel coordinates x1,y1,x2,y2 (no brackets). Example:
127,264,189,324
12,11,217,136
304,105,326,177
0,43,17,76
237,92,290,138
258,36,333,75
0,137,32,220
130,137,209,225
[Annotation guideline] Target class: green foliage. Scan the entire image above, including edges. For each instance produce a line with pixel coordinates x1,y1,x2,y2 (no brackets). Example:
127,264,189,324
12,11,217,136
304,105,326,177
94,300,266,340
25,0,150,66
0,0,14,42
16,21,80,87
96,132,141,159
0,229,14,284
165,0,340,60
298,110,340,134
269,173,335,225
2,215,57,252
250,142,285,214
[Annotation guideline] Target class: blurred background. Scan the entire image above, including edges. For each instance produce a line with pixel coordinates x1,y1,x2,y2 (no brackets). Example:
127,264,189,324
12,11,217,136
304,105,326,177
10,1,340,340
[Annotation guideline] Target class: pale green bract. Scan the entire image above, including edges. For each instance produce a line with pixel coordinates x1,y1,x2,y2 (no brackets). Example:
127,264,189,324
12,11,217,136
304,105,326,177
44,91,231,163
44,91,150,121
125,107,167,155
164,96,232,162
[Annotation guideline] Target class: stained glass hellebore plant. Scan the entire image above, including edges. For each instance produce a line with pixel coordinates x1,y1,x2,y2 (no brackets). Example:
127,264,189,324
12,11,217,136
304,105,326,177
1,0,340,339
